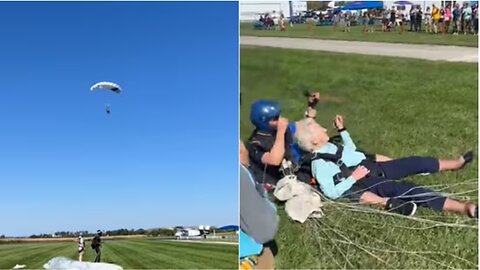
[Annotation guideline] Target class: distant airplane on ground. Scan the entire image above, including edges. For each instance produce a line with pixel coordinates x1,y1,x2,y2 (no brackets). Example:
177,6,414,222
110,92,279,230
174,225,212,240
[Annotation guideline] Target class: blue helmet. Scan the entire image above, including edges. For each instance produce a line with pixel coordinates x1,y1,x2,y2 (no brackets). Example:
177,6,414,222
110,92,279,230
250,100,281,131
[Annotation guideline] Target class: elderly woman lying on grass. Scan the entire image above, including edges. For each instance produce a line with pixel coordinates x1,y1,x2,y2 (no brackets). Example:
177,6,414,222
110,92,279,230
294,116,477,218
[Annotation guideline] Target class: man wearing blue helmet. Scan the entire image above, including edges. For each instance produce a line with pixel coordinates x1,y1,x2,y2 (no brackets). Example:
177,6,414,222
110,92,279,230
247,99,295,187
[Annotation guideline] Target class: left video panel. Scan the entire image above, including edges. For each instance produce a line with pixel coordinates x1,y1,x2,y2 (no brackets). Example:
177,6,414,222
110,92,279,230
0,1,239,269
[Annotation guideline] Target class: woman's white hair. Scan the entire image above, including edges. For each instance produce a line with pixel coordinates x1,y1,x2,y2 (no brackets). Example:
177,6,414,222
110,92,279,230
294,118,317,152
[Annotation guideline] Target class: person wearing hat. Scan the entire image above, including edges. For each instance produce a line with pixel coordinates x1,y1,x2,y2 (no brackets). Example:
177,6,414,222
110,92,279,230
245,92,320,187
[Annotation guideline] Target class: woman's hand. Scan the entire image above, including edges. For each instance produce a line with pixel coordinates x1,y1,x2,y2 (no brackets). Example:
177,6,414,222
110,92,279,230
351,166,370,181
334,115,345,130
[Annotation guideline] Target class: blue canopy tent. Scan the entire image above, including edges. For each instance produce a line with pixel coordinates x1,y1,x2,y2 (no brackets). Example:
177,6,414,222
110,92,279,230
393,1,413,6
340,1,383,10
216,225,239,231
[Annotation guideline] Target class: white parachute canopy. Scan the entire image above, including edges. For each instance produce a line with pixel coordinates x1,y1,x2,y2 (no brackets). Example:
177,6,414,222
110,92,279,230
43,257,123,270
90,81,122,94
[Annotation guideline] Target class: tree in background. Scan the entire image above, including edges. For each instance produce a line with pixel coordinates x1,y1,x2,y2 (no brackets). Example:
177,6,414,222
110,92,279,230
307,1,345,10
307,1,328,10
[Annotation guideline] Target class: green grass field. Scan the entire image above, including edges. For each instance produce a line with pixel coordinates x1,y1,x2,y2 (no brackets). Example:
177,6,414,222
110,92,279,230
240,23,479,47
0,239,238,269
240,46,478,269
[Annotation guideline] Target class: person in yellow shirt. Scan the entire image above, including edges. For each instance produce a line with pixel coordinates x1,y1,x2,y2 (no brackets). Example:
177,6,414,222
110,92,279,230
432,4,441,33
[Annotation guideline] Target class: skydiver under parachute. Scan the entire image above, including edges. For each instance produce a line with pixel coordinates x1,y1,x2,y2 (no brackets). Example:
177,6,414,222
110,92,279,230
90,82,121,114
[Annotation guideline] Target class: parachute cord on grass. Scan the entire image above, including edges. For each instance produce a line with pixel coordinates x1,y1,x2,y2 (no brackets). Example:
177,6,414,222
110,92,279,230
394,189,477,203
323,198,478,230
314,207,357,269
314,231,477,268
342,179,406,198
393,188,477,200
312,235,476,269
391,178,478,200
309,219,358,269
300,225,327,268
315,219,355,269
322,178,478,209
300,178,478,268
310,217,475,269
319,213,467,269
419,179,478,190
332,199,478,231
332,212,438,267
337,178,478,201
314,177,478,228
333,209,475,231
312,224,347,269
319,215,387,265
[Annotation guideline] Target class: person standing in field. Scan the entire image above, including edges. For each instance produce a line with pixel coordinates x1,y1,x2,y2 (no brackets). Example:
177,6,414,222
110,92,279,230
444,4,452,34
77,235,85,262
463,2,472,34
344,11,352,32
415,5,423,31
409,6,416,31
367,11,376,33
279,12,286,32
332,12,339,32
432,4,441,33
473,4,478,35
424,6,432,33
453,3,462,35
91,230,103,263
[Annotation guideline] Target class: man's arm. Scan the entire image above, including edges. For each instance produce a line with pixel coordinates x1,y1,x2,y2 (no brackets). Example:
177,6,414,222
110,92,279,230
261,117,289,166
261,131,285,166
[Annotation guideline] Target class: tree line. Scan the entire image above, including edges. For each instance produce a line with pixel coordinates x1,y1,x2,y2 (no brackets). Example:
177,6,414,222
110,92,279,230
25,228,176,238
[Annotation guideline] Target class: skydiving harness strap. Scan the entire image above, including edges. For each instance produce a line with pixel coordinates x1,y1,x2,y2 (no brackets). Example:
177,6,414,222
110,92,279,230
311,144,385,185
279,159,297,177
311,145,352,185
261,159,296,184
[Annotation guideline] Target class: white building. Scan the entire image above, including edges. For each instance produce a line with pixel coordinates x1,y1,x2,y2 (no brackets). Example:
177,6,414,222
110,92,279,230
239,1,308,22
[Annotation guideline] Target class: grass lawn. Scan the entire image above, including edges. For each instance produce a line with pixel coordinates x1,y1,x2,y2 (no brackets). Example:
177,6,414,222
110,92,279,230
240,23,479,47
0,239,238,269
240,46,478,269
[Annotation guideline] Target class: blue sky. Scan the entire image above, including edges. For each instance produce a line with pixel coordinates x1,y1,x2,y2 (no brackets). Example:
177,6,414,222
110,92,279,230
0,2,238,237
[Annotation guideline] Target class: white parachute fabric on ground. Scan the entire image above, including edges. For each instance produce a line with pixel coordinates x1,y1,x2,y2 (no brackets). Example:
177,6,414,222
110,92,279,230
90,82,122,94
273,175,324,223
43,257,123,270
